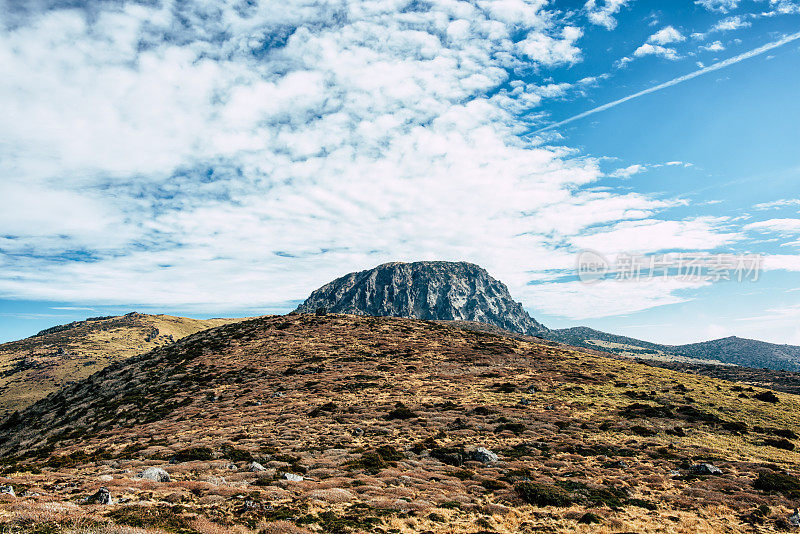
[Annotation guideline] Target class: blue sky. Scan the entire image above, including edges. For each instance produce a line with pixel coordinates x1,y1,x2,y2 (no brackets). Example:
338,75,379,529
1,0,799,344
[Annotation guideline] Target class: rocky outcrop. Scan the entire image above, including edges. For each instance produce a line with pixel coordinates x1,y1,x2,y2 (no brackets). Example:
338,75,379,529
86,487,112,505
690,463,722,476
473,447,499,463
295,261,547,336
139,467,170,482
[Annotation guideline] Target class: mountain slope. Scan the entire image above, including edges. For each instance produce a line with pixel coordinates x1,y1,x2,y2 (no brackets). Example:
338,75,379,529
675,336,800,371
551,327,800,371
295,261,547,336
1,313,799,533
0,312,243,416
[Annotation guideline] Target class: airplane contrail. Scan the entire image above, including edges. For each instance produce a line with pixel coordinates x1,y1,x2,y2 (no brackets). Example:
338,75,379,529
533,31,800,133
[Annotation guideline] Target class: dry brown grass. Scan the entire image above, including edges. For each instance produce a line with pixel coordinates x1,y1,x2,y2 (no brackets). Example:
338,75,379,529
0,313,246,416
0,314,798,533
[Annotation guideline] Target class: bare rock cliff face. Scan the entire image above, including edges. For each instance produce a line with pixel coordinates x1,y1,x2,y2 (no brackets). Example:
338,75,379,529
295,261,548,336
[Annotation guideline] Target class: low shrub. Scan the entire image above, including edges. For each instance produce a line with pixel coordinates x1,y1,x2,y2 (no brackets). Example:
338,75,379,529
754,391,779,403
386,402,416,420
494,422,526,435
308,402,337,417
515,482,573,507
430,447,466,466
108,505,192,533
578,512,602,524
630,426,657,437
171,447,214,462
764,438,795,451
753,472,800,497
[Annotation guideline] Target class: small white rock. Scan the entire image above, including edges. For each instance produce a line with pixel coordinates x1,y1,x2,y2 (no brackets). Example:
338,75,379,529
284,472,304,482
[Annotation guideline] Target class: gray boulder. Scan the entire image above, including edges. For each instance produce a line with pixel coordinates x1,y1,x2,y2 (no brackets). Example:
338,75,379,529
789,509,800,528
139,466,171,482
690,463,722,476
249,461,266,472
473,447,498,464
284,472,304,482
0,485,14,497
86,487,112,505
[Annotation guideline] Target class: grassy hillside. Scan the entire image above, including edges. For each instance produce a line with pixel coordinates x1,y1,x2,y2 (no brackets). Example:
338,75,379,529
0,314,799,533
0,312,243,417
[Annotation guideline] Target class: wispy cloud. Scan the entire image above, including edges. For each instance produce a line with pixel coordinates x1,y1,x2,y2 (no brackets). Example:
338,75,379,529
649,26,686,45
695,0,741,13
754,199,800,210
1,0,789,326
585,0,631,30
711,15,752,32
535,31,800,132
699,40,726,52
1,0,705,320
745,218,800,234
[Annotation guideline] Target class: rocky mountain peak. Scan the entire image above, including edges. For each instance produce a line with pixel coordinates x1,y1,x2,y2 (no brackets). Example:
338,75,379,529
295,261,548,336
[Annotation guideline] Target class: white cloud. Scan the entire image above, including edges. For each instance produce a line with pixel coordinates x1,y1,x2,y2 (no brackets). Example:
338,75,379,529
609,164,645,178
763,255,800,271
617,25,685,66
695,0,741,13
585,0,630,30
648,26,686,45
525,277,710,319
710,15,752,32
0,0,748,324
699,40,726,52
745,218,800,234
517,26,583,66
570,218,741,255
754,198,800,210
633,43,681,60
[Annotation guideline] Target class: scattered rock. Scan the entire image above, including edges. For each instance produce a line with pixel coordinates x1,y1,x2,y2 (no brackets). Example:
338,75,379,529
690,463,722,476
86,487,113,505
98,475,114,482
351,427,364,437
139,466,171,482
249,461,267,472
0,485,14,497
284,473,304,482
789,509,800,528
473,447,498,464
227,463,238,470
